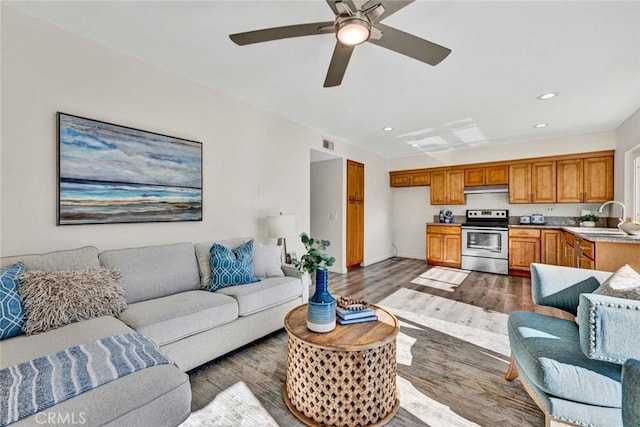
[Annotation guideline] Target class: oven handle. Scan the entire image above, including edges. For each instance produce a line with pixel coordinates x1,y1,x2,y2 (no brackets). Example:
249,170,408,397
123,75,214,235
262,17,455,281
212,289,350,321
461,227,509,232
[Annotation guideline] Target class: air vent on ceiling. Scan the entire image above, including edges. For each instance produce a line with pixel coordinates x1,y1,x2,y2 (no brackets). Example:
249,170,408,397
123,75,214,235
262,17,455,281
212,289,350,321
323,139,335,150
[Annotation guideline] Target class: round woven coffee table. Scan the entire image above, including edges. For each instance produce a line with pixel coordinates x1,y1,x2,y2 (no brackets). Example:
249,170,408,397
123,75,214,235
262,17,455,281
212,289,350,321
283,304,400,427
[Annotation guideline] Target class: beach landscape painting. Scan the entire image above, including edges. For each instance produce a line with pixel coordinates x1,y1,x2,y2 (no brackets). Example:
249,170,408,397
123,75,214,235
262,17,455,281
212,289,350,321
57,113,202,225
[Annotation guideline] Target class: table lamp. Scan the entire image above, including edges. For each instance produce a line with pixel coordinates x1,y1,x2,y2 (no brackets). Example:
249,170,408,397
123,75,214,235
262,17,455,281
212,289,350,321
267,213,296,264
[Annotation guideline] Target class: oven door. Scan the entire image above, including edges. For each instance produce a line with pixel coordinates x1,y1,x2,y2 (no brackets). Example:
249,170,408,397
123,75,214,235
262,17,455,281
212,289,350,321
461,227,508,259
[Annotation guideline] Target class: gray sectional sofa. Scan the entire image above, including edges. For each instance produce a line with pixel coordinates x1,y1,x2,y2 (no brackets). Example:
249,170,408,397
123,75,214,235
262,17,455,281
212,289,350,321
0,238,307,426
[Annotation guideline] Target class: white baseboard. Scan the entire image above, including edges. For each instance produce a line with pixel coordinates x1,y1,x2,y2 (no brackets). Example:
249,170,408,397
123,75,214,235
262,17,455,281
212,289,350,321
395,252,425,260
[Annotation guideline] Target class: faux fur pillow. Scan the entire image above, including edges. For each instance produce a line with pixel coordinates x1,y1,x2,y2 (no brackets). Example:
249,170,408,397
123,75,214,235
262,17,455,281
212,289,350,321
19,267,127,335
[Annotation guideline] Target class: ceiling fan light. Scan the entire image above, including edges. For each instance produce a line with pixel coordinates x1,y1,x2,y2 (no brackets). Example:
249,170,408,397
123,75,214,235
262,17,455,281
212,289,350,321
337,18,370,46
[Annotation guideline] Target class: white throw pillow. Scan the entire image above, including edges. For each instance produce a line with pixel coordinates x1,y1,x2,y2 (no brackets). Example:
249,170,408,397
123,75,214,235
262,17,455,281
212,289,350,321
253,245,285,278
593,264,640,300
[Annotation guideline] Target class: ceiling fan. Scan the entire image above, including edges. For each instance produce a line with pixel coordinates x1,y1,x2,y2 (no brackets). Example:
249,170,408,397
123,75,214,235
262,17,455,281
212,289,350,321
229,0,451,87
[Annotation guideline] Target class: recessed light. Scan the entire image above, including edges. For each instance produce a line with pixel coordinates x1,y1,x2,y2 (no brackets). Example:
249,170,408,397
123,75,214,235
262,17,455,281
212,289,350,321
411,144,419,147
537,92,558,100
383,126,393,132
534,123,549,128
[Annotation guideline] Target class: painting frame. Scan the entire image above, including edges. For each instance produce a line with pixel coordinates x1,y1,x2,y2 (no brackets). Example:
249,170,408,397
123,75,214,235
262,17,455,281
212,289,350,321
57,112,203,225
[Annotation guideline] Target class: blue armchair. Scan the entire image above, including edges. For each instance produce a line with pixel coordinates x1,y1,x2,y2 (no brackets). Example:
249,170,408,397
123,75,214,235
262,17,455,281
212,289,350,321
506,263,640,427
623,359,640,427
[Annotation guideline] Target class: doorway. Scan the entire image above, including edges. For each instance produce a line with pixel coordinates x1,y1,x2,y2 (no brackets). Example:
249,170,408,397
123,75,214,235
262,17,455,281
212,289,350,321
346,160,364,268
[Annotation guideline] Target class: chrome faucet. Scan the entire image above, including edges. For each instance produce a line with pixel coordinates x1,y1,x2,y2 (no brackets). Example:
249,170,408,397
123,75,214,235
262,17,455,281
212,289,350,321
598,200,627,227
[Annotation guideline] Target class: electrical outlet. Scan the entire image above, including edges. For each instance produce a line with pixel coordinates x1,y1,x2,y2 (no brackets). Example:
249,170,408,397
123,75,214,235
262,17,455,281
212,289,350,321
545,206,553,212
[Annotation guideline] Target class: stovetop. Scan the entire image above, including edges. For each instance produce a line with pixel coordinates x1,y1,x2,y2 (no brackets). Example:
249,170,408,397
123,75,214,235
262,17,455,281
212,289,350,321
462,209,509,229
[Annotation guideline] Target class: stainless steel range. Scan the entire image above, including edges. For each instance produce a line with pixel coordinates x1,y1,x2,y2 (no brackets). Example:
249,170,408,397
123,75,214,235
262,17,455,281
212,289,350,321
461,209,509,275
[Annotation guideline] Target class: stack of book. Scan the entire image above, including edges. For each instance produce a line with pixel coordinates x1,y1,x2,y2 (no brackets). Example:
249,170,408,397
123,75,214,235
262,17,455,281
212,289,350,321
336,306,378,325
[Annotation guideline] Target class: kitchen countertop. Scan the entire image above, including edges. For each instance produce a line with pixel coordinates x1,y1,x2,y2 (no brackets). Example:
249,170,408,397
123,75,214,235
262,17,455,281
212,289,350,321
426,222,461,226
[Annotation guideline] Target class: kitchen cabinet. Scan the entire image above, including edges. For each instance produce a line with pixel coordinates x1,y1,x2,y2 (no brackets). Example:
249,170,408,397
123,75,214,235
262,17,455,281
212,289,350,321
541,229,562,265
556,156,614,203
426,225,461,268
509,164,531,204
583,156,613,202
347,160,364,268
531,161,556,203
560,231,575,267
389,170,430,187
508,228,541,274
464,165,509,186
431,170,465,205
510,161,557,204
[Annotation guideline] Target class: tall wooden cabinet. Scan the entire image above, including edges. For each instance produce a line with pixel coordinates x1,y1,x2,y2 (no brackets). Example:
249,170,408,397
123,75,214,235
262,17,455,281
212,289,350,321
347,160,364,268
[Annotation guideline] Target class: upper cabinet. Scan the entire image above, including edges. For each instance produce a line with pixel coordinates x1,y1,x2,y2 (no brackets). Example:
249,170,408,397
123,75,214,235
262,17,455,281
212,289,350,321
347,160,365,201
556,155,613,203
390,150,614,205
509,164,531,204
583,156,614,202
389,170,430,187
464,165,508,186
531,161,556,203
431,170,465,205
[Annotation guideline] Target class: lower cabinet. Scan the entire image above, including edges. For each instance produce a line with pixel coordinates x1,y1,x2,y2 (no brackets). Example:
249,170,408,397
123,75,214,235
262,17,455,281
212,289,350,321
508,228,541,275
426,225,461,268
541,229,562,265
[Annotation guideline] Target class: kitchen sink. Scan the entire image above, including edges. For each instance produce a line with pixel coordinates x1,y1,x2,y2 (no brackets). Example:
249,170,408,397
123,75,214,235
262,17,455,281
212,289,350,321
563,227,627,236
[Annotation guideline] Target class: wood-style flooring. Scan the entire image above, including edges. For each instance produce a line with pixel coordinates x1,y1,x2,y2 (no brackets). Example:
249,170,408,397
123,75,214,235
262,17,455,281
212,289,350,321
188,258,542,426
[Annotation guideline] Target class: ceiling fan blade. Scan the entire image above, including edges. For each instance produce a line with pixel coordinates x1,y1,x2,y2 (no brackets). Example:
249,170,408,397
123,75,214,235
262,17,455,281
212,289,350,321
229,21,334,46
368,23,451,66
324,42,355,87
363,0,414,21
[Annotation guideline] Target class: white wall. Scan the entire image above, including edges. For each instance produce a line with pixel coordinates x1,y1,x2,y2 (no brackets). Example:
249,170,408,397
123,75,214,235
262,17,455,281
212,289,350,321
389,131,617,259
310,158,344,273
0,7,396,263
615,108,640,218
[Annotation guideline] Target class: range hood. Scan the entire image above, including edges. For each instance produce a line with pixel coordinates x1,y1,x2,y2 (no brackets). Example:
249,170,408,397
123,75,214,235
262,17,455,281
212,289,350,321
463,185,509,194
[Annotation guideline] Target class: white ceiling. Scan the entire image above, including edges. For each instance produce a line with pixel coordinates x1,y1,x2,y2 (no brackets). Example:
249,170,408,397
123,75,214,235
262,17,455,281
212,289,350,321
6,1,640,158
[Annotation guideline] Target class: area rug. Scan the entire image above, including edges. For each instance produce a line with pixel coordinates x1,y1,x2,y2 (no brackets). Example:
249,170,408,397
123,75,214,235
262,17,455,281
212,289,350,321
410,266,470,292
180,381,279,427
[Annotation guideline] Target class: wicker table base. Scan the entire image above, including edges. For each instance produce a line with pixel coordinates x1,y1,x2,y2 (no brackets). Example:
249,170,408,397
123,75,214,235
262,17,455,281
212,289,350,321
283,304,400,426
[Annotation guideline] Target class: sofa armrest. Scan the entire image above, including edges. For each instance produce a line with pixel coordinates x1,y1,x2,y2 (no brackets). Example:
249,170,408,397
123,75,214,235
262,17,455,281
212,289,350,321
530,263,611,314
281,264,309,304
578,293,640,364
623,359,640,426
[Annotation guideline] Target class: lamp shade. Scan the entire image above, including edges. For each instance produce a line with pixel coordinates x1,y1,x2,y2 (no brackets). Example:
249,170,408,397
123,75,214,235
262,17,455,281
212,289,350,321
267,214,295,238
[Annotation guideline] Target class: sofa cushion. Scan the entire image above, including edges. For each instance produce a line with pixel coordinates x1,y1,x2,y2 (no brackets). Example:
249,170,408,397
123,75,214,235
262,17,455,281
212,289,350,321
0,246,100,271
20,267,127,335
254,245,285,278
593,264,640,300
0,315,133,368
118,290,238,346
208,240,260,292
217,276,301,316
508,311,621,408
194,238,251,289
0,262,26,339
99,242,200,304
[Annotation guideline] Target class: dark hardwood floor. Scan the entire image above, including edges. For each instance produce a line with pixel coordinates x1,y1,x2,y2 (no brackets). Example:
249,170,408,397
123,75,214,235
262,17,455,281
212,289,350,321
188,258,542,426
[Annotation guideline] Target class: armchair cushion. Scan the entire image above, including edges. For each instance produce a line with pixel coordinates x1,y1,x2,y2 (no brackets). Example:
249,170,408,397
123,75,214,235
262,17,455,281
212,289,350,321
623,359,640,427
530,263,610,315
508,310,621,407
578,293,640,364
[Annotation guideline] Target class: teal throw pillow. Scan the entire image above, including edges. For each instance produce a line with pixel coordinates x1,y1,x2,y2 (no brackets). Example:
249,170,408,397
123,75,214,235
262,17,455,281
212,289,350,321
0,261,26,339
208,240,260,292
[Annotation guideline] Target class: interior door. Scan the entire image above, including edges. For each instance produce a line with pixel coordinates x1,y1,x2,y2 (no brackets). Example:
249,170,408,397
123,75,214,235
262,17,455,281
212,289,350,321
347,160,364,267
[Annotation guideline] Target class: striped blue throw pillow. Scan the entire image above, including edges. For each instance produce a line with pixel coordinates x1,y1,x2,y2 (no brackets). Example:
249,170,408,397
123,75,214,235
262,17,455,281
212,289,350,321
0,261,26,339
208,240,260,292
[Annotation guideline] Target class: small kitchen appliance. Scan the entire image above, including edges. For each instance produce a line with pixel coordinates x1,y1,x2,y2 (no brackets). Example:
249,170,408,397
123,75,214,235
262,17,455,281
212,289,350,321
530,214,546,224
461,209,509,275
439,209,454,223
519,216,531,224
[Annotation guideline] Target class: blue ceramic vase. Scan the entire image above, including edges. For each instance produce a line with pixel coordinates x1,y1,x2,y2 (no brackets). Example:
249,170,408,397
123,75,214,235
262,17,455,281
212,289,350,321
307,269,336,333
